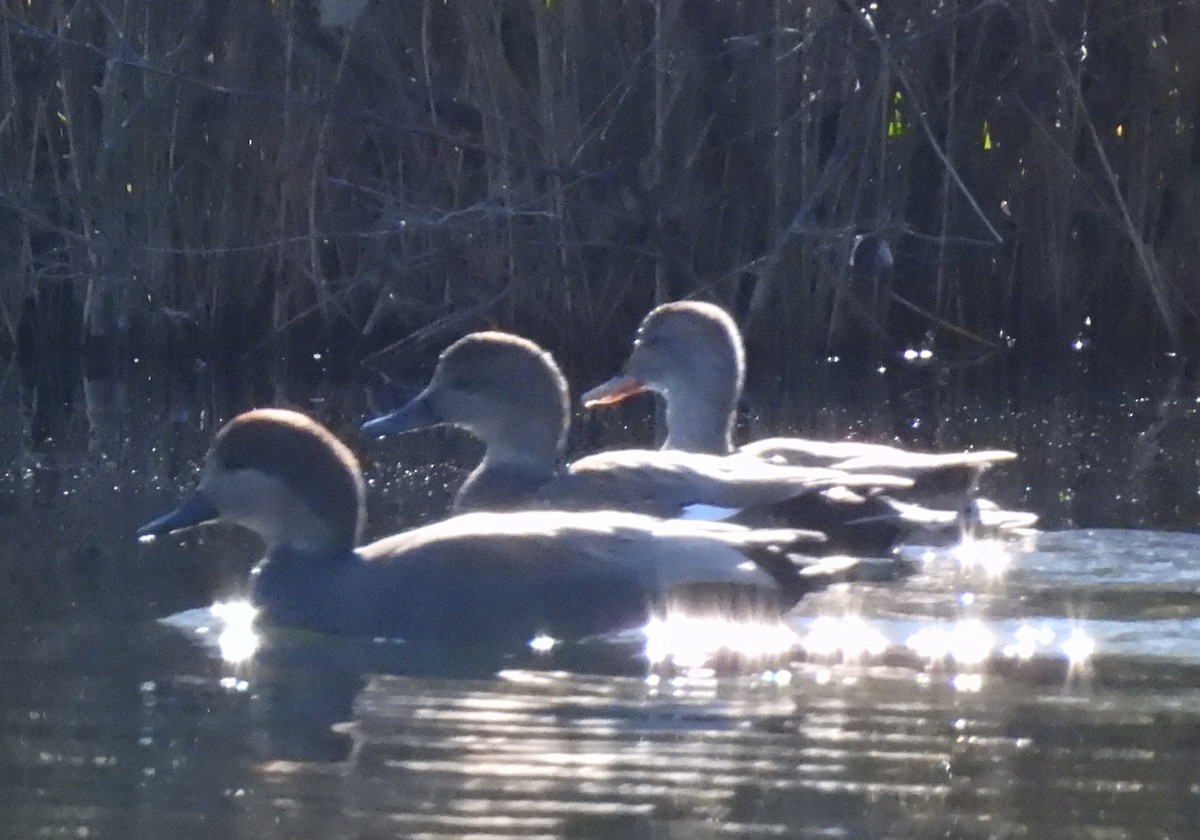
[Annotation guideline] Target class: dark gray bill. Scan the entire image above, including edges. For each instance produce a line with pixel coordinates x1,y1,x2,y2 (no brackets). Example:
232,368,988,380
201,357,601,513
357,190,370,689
136,492,219,540
361,392,441,436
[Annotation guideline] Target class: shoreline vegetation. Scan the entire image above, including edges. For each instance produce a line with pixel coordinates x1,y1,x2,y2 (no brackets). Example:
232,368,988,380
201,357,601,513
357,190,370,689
1,0,1199,369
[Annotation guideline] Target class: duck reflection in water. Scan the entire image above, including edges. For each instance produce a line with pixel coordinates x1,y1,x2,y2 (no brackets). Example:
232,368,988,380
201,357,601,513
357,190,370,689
138,408,842,662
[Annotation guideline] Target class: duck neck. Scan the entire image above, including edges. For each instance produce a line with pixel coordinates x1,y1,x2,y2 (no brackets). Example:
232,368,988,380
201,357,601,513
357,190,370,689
251,547,356,629
256,518,356,561
662,384,737,455
458,436,563,512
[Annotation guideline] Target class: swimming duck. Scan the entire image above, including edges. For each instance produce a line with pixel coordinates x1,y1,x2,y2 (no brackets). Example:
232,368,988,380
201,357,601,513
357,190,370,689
137,409,825,646
581,301,1034,533
361,332,912,534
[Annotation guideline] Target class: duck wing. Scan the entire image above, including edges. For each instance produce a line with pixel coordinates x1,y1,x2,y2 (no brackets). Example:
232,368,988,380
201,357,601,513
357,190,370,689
543,449,911,519
356,511,820,641
742,438,1017,501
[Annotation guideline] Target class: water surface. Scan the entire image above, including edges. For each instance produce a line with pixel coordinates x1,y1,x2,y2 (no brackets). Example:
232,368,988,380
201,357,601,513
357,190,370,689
3,351,1199,838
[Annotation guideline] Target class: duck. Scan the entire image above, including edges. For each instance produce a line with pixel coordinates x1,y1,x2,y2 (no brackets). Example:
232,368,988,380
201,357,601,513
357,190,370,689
361,332,915,542
137,409,830,647
580,300,1035,534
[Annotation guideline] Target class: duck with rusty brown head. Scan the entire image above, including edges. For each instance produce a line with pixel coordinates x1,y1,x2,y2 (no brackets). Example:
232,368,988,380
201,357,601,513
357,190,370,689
138,409,832,647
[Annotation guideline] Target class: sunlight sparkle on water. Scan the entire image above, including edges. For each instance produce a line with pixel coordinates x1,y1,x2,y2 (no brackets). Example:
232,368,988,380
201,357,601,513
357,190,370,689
1062,627,1096,665
801,615,888,660
1002,623,1057,660
211,600,260,664
528,633,558,654
950,620,995,664
952,673,984,692
906,619,993,665
952,538,1014,578
219,676,249,692
906,626,950,661
642,613,797,667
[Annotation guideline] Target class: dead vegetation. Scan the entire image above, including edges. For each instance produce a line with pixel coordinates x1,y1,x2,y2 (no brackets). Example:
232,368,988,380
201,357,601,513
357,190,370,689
1,0,1198,364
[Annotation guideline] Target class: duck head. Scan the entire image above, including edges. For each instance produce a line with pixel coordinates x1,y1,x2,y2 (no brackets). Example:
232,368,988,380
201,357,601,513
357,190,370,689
582,301,744,454
363,331,569,468
138,409,365,557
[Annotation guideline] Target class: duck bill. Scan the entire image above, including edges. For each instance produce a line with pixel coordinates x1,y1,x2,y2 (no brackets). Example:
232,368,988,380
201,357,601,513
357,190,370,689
137,492,219,540
580,374,649,407
361,391,441,436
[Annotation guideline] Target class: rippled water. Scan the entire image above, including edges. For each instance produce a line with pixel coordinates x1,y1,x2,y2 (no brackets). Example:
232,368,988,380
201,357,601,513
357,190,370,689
3,352,1200,837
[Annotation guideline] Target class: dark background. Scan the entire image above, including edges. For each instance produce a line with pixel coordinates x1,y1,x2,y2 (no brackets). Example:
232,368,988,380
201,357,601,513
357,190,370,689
2,0,1198,369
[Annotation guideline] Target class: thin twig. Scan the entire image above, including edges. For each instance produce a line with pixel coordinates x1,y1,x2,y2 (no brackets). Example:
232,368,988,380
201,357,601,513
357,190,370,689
839,0,1003,245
